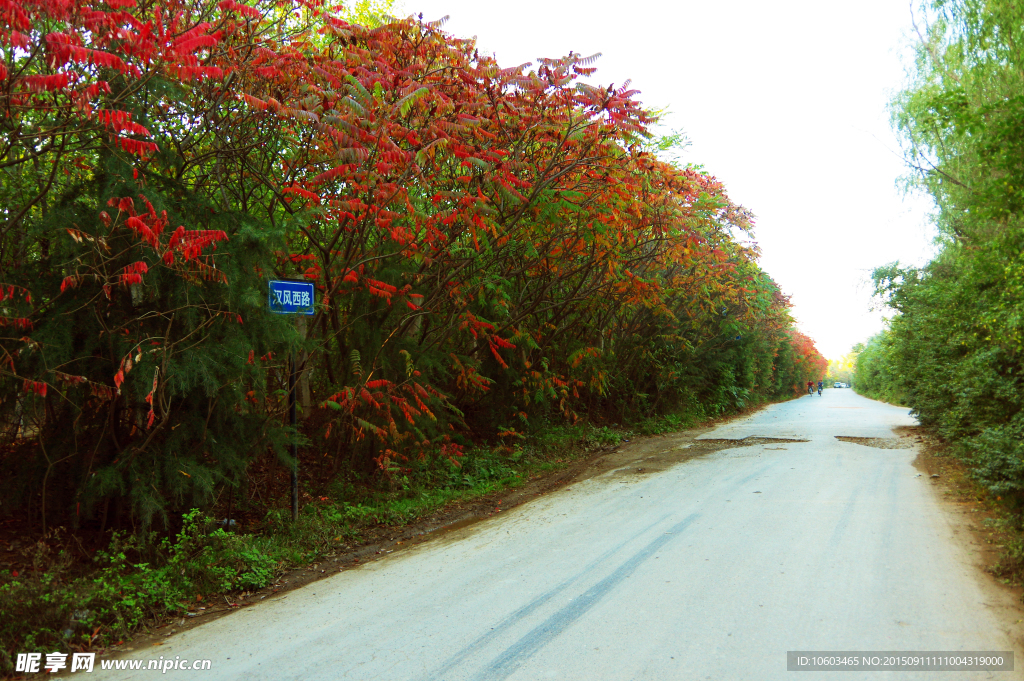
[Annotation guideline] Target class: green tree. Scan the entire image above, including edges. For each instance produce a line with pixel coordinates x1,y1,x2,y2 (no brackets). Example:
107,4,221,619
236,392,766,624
873,0,1024,506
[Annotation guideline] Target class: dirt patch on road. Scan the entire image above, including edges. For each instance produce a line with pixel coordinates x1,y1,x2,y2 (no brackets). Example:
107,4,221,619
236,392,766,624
690,436,807,449
603,436,807,477
835,435,914,449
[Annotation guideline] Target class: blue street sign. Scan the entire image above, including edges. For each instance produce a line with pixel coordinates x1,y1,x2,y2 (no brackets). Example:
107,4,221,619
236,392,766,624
268,280,315,315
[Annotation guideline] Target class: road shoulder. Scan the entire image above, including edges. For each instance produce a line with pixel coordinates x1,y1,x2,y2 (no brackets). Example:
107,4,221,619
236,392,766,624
908,425,1024,656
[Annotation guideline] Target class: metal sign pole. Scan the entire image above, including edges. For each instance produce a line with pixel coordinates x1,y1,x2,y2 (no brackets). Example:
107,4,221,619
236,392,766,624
268,279,315,523
289,349,298,522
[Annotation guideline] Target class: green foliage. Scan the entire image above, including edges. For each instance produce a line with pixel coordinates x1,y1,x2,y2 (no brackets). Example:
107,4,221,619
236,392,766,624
868,0,1024,509
0,510,285,674
853,332,906,405
341,0,400,27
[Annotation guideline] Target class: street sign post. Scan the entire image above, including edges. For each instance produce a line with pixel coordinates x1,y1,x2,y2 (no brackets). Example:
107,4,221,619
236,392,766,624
268,280,315,521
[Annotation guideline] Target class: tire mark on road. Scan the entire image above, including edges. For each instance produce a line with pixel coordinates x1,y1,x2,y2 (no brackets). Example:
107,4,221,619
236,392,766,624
827,457,885,550
432,461,774,680
472,513,701,681
422,512,674,681
880,458,900,548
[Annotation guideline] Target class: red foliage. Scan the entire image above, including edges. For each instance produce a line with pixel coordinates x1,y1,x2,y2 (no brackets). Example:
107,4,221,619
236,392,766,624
0,0,825,492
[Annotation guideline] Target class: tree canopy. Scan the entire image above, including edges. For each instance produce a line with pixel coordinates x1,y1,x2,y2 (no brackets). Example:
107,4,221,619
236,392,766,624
0,0,825,530
860,0,1024,505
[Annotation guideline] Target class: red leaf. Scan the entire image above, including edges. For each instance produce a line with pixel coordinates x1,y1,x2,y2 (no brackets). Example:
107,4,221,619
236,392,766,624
21,380,46,396
20,73,69,92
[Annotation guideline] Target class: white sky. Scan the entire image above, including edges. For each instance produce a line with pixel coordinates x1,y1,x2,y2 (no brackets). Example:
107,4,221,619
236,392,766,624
403,0,937,359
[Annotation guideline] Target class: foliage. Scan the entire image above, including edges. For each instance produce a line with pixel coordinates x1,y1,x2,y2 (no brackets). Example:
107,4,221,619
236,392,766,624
852,334,905,404
0,0,823,537
0,510,283,673
865,0,1024,507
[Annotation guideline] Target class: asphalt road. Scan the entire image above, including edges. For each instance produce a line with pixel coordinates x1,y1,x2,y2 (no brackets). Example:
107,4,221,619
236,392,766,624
99,390,1022,680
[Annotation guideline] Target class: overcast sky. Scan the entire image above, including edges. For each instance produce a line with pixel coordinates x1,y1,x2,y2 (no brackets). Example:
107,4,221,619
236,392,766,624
402,0,936,359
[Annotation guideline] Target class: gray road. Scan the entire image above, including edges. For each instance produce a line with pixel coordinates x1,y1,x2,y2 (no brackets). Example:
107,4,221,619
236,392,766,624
100,390,1022,680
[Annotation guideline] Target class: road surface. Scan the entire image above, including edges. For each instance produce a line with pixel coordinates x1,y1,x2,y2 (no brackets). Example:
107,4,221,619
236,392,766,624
99,390,1022,679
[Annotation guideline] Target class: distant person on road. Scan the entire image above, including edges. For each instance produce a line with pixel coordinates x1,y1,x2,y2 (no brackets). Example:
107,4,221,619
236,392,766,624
817,380,823,396
807,381,814,395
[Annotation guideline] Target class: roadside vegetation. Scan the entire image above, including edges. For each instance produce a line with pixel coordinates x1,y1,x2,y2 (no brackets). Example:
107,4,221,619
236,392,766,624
0,0,826,669
850,336,906,406
909,426,1024,592
856,0,1024,571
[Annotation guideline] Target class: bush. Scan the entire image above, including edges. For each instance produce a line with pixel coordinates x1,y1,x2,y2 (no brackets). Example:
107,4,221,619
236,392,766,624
0,510,287,675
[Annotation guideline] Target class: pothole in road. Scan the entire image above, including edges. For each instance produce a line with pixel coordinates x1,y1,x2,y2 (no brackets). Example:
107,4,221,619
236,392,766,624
835,435,914,449
611,436,809,477
684,436,808,451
